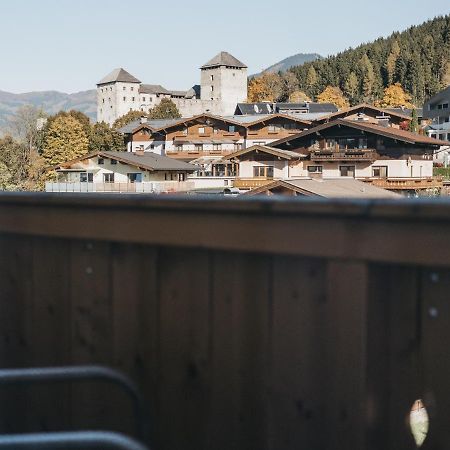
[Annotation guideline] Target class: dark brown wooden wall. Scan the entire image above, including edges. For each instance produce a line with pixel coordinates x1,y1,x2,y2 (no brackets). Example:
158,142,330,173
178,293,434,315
0,195,449,450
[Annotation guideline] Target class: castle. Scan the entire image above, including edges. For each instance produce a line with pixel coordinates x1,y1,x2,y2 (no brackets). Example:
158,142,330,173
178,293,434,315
97,51,248,125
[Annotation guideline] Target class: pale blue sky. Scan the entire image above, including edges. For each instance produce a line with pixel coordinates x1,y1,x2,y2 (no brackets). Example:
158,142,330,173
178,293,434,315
1,0,448,93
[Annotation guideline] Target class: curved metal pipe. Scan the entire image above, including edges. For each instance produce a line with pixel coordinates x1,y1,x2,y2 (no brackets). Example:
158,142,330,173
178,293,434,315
0,431,150,450
0,366,149,441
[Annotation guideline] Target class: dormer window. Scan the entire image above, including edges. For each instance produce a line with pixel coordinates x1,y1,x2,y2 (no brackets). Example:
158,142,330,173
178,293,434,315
228,125,236,133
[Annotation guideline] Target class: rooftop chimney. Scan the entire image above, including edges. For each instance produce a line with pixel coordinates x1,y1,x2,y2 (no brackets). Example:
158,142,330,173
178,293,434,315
140,116,148,124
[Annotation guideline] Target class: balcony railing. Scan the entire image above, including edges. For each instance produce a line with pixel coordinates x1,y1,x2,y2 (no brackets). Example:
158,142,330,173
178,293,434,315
45,181,195,194
1,194,450,449
233,178,273,189
310,149,378,161
360,176,443,190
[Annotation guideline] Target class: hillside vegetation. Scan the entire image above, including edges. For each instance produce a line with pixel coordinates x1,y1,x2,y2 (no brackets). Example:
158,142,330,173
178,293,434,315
289,15,450,106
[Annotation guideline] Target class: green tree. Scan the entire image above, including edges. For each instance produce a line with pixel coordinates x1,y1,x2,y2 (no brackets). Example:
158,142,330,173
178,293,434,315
343,72,359,105
113,110,146,129
42,115,89,166
359,54,375,101
89,122,125,152
148,98,181,120
306,66,318,96
386,40,401,85
409,109,419,133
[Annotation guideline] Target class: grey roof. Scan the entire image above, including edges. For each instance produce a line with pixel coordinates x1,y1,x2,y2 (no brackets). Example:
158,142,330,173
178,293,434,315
235,102,338,116
100,151,196,172
201,51,247,69
259,178,400,199
386,107,424,118
117,118,183,134
185,85,201,99
97,68,141,85
139,84,170,95
224,114,273,124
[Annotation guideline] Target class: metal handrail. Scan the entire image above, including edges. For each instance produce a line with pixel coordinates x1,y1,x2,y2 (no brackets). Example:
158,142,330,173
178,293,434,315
0,366,149,442
0,431,150,450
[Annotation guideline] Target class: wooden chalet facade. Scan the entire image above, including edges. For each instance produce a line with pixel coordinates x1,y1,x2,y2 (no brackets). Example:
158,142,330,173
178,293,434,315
312,103,413,128
268,119,448,192
120,113,311,160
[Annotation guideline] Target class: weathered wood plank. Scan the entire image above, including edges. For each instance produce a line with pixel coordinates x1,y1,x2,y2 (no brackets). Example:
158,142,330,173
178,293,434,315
158,248,211,450
0,235,34,433
69,239,114,432
269,255,327,450
324,261,369,449
208,252,270,450
111,243,159,444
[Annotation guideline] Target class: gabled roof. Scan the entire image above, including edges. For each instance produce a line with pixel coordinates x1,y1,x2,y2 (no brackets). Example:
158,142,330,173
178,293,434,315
97,68,141,85
271,119,450,149
313,103,412,123
139,84,170,95
222,145,306,161
57,151,196,172
201,51,247,69
244,178,401,199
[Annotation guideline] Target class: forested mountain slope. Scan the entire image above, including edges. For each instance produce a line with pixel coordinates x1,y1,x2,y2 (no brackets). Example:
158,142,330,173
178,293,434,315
290,15,450,105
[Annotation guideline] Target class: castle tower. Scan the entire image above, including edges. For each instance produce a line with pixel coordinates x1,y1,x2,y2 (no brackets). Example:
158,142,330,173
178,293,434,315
97,68,141,125
200,52,248,112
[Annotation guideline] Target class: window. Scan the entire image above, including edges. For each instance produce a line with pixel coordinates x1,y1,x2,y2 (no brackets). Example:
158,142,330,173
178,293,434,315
307,166,323,173
178,173,186,182
102,99,105,104
123,97,126,101
234,143,243,151
213,127,219,134
182,127,188,135
142,97,146,102
210,75,214,81
253,166,274,178
198,127,205,134
358,138,368,149
175,144,183,152
111,159,118,165
131,87,134,91
338,138,358,150
372,166,388,178
228,125,236,133
443,103,449,109
123,87,126,91
80,173,93,182
104,173,114,183
98,158,104,165
212,143,222,152
150,144,155,149
210,85,214,92
127,173,142,183
339,165,356,177
194,144,203,152
132,97,135,101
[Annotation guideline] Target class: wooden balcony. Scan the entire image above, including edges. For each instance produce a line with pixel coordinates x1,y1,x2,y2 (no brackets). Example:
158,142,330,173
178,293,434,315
310,149,378,162
1,194,450,449
233,177,273,189
360,176,443,190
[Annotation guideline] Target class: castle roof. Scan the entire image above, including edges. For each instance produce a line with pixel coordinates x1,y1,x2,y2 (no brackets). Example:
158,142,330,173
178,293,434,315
201,52,247,69
97,68,141,85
